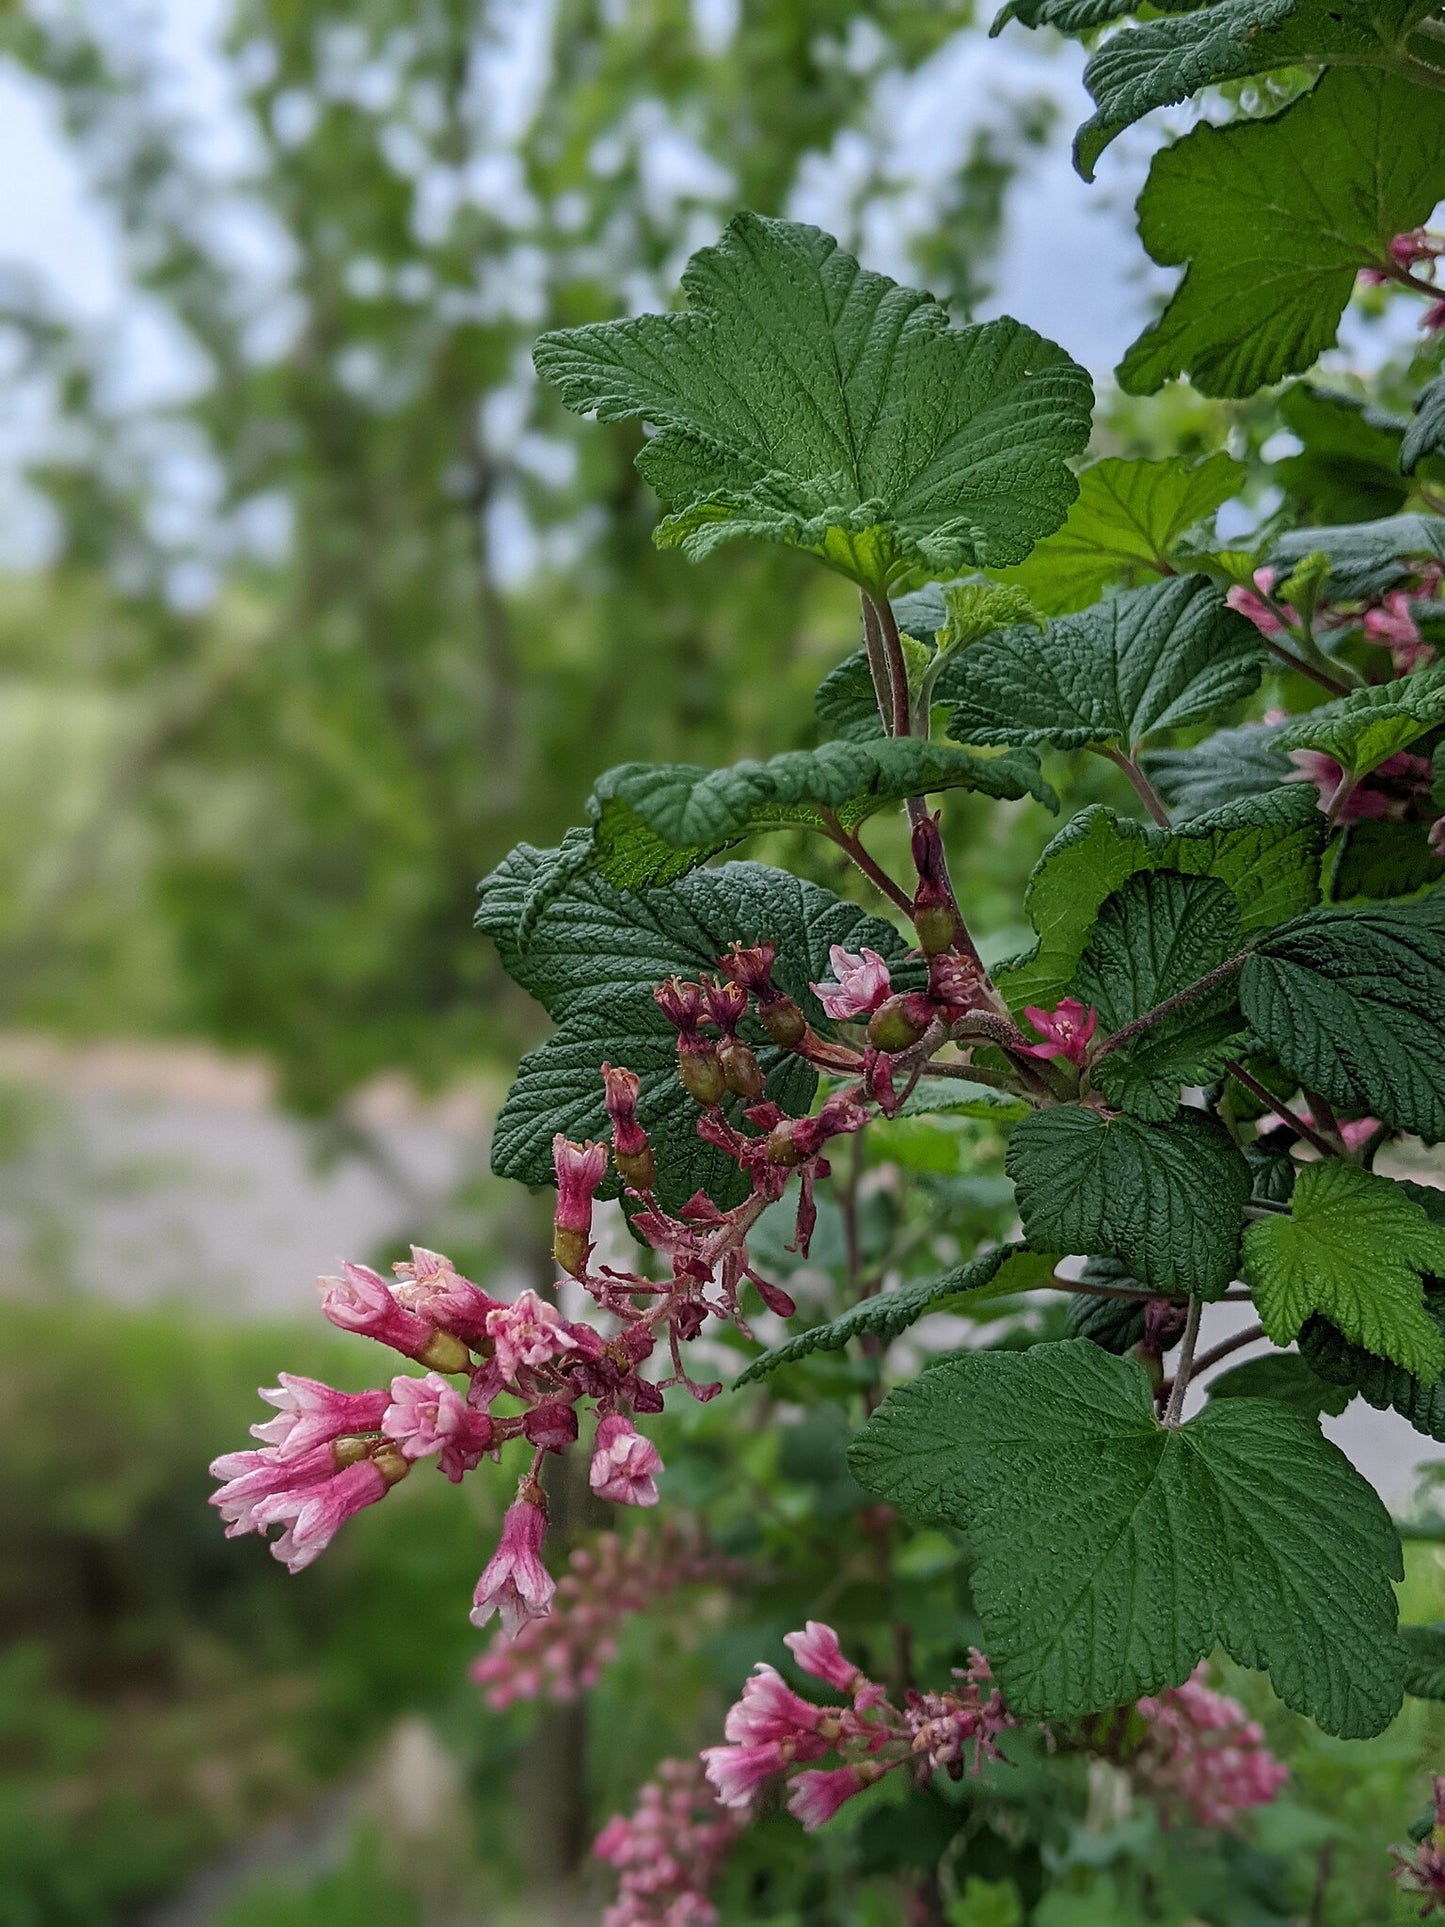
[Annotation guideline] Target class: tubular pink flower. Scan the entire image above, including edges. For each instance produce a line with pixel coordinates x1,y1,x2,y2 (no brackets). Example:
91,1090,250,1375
1226,569,1291,638
249,1374,389,1459
810,945,893,1021
786,1762,883,1830
1134,1666,1288,1828
1020,998,1097,1066
253,1455,398,1572
392,1246,499,1339
484,1289,582,1383
382,1371,495,1481
1363,591,1433,671
724,1665,828,1746
471,1486,556,1637
210,1439,339,1536
553,1134,608,1233
601,1060,654,1188
589,1413,663,1507
595,1757,740,1927
319,1260,469,1370
701,1739,794,1808
783,1621,867,1697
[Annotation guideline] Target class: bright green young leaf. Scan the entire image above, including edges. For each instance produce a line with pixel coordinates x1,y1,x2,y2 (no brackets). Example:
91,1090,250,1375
733,1243,1056,1385
476,847,911,1210
1071,869,1249,1119
1000,787,1325,1013
1241,892,1445,1143
848,1340,1405,1736
938,581,1040,651
1144,721,1294,819
533,212,1093,594
944,575,1262,755
1006,1104,1250,1299
1404,372,1445,475
1274,385,1414,525
1243,1163,1445,1376
1075,0,1441,180
1270,513,1445,602
574,739,1057,892
1207,1352,1352,1419
991,454,1245,616
1119,70,1445,399
1401,1624,1445,1698
1273,668,1445,781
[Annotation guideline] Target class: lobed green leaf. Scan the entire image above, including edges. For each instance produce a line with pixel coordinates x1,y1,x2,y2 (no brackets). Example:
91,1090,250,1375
1273,667,1445,781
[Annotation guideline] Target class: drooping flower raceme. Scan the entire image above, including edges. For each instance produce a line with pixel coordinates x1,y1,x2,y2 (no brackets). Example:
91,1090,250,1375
1393,1775,1445,1915
1133,1666,1288,1829
594,1756,743,1927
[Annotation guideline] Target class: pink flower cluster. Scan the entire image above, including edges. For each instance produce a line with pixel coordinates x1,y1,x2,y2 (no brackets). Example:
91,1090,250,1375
1360,227,1445,330
1133,1666,1287,1829
594,1756,743,1927
702,1623,1014,1831
1394,1775,1445,1915
471,1523,742,1709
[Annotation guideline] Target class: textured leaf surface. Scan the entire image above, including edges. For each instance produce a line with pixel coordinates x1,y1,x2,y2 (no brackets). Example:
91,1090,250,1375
1402,1624,1445,1699
580,739,1056,891
1270,513,1445,603
1075,0,1439,178
1243,1163,1445,1376
944,575,1261,754
849,1340,1405,1736
992,454,1245,616
1000,788,1325,1013
1303,1295,1445,1440
898,1076,1033,1123
733,1244,1054,1385
476,847,910,1209
1072,870,1248,1119
1404,373,1445,475
1006,1104,1250,1299
1241,893,1445,1142
534,213,1093,592
1273,668,1445,780
1207,1352,1351,1419
1119,70,1445,399
1144,721,1294,819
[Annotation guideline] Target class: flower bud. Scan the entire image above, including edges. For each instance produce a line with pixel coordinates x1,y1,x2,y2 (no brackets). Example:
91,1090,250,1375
910,813,955,956
524,1401,581,1452
719,1038,765,1100
758,996,806,1049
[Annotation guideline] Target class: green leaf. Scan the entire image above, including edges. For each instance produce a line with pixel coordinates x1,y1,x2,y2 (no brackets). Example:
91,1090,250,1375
990,454,1245,617
1274,385,1413,525
733,1243,1055,1385
1071,870,1249,1119
1006,1104,1250,1299
943,575,1262,755
938,581,1041,651
1243,1162,1445,1376
1065,1273,1148,1355
1270,512,1445,603
533,212,1093,594
1330,817,1445,903
476,847,911,1210
1000,787,1326,1013
1273,667,1445,780
576,738,1057,892
898,1076,1033,1124
1302,1293,1445,1440
1075,1,1439,180
992,0,1148,29
1240,892,1445,1142
1401,1623,1445,1698
1207,1352,1352,1419
1144,721,1294,819
1404,372,1445,476
848,1339,1405,1736
1119,70,1445,399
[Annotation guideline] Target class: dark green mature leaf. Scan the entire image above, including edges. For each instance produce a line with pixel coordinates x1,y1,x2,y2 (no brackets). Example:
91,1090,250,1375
733,1243,1055,1385
992,454,1245,616
1404,373,1445,475
1006,1104,1250,1299
578,739,1057,891
992,0,1148,27
1275,386,1414,525
944,575,1262,756
1273,668,1445,780
898,1076,1033,1124
534,213,1093,594
1241,892,1445,1143
849,1340,1405,1736
476,847,911,1209
1119,70,1445,399
1303,1296,1445,1438
1207,1353,1352,1420
1144,721,1294,818
1243,1163,1445,1376
1001,787,1325,1012
1330,818,1445,903
1075,0,1440,179
1401,1624,1445,1698
1066,1268,1149,1354
1270,513,1445,602
1072,870,1249,1119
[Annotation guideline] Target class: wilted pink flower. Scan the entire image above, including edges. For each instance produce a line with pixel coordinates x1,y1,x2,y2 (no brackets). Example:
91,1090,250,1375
1226,569,1291,637
595,1757,741,1927
1020,997,1097,1066
905,1650,1015,1774
382,1371,495,1481
811,945,893,1021
484,1289,581,1383
1134,1666,1288,1828
552,1134,608,1278
319,1261,469,1371
787,1762,885,1830
471,1485,556,1638
252,1454,401,1572
589,1413,663,1507
1393,1775,1445,1914
249,1374,389,1460
601,1061,655,1189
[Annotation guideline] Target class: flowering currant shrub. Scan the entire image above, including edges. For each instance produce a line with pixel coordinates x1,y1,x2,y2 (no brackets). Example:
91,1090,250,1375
212,12,1445,1912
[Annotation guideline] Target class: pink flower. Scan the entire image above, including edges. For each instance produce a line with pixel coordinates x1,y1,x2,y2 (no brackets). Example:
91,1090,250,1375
905,1651,1015,1774
1226,569,1291,638
589,1413,663,1507
701,1739,794,1808
1363,591,1433,671
1134,1666,1288,1828
249,1374,389,1459
724,1665,830,1746
484,1289,582,1384
1020,997,1098,1067
252,1455,398,1572
553,1134,608,1278
602,1061,655,1190
1290,747,1433,820
210,1439,339,1536
810,945,893,1021
382,1371,495,1481
319,1260,469,1371
784,1621,870,1698
1393,227,1445,272
594,1757,741,1927
787,1762,884,1830
1425,298,1445,334
471,1486,556,1637
1393,1775,1445,1913
392,1246,498,1340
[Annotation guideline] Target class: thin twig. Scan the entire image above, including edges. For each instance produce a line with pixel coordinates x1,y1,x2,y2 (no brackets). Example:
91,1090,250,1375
1159,1323,1265,1401
1261,632,1354,697
818,812,916,919
1090,951,1250,1066
1162,1297,1202,1428
1223,1058,1339,1161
